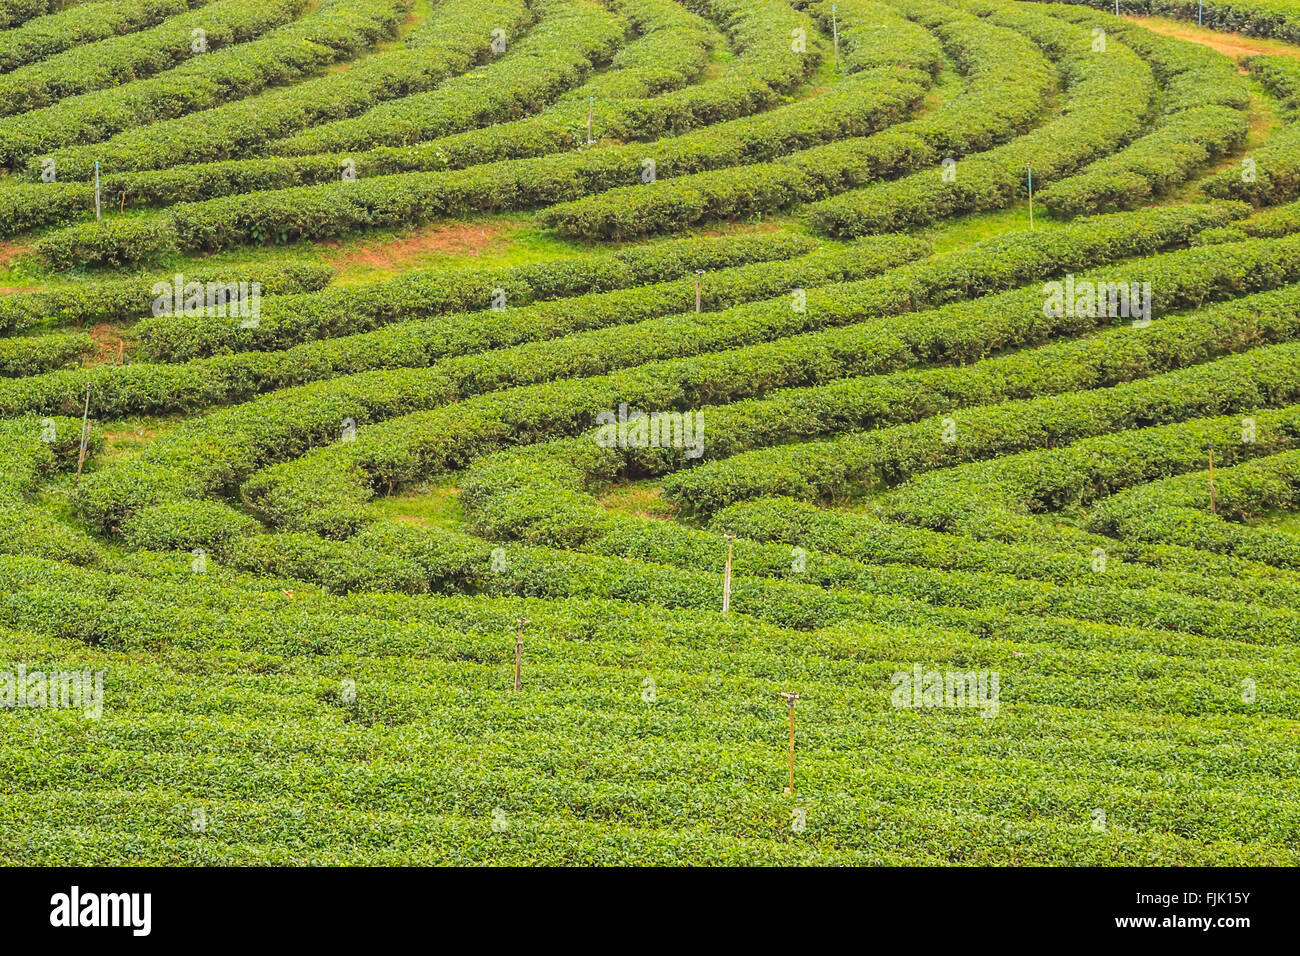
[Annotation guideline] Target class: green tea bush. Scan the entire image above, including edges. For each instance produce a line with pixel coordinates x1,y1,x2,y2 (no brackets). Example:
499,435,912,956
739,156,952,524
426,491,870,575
0,0,307,119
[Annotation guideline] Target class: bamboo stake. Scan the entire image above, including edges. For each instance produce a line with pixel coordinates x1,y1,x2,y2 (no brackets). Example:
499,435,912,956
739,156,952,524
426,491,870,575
1027,163,1034,230
831,5,840,72
722,534,734,616
1206,441,1217,515
513,618,528,691
694,270,703,313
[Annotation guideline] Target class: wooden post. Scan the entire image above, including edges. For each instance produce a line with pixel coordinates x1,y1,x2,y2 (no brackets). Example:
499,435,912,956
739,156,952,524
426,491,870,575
780,692,799,794
1026,163,1034,230
1206,441,1217,515
831,4,839,72
74,385,91,488
513,618,527,691
722,534,734,617
694,270,703,313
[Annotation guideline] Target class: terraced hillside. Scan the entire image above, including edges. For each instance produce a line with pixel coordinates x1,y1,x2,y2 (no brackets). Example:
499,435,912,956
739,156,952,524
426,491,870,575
1,0,1298,865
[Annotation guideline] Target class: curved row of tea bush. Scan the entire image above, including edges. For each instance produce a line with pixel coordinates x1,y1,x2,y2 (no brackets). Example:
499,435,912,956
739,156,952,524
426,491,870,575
1045,2,1251,110
710,496,1300,609
264,0,625,156
65,204,1236,533
30,0,532,181
133,232,815,361
141,481,1300,656
1038,107,1247,217
33,64,930,265
264,240,1300,530
1245,52,1300,109
802,0,945,74
666,331,1300,514
806,5,1157,236
0,0,405,168
0,236,920,419
657,275,1300,512
1035,4,1252,215
0,0,92,28
1202,126,1300,207
0,260,330,336
448,446,1300,647
0,0,826,236
233,210,1254,535
0,0,307,118
36,0,720,178
563,0,719,99
880,404,1300,533
0,333,92,377
0,0,210,74
537,3,1058,237
1089,448,1300,565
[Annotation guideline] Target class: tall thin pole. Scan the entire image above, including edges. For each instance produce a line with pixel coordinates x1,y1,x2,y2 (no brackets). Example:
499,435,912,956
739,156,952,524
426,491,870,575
587,96,594,145
94,161,101,222
1206,442,1217,515
1027,163,1034,230
831,4,840,72
722,534,734,617
694,270,703,313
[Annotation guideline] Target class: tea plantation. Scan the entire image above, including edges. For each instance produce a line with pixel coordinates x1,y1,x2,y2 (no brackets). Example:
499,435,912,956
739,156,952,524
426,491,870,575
0,0,1298,865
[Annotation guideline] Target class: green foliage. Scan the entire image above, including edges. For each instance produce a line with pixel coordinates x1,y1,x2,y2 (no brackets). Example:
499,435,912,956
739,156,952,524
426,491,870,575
541,4,1056,237
4,0,1300,866
0,260,330,334
808,6,1158,235
0,0,308,119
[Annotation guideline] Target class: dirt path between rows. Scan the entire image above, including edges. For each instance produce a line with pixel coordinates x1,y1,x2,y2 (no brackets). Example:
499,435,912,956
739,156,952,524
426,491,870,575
1124,14,1300,63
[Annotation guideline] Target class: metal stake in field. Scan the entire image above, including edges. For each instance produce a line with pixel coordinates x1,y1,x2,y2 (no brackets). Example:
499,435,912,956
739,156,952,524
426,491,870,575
694,269,704,313
74,384,91,488
831,4,840,72
1198,1,1203,25
722,533,735,617
1205,440,1217,515
587,96,594,145
1026,163,1034,230
780,692,799,794
513,617,528,692
94,161,101,222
